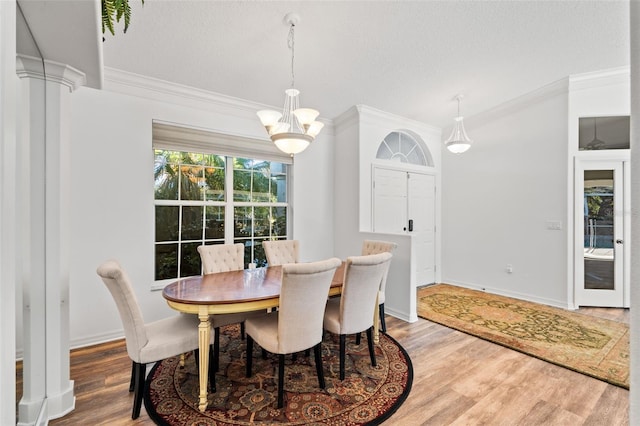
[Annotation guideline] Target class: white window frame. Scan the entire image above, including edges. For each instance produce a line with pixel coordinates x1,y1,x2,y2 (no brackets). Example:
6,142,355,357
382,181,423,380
152,122,293,289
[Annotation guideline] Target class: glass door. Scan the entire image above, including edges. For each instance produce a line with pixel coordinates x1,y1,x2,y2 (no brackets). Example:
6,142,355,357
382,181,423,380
574,160,626,307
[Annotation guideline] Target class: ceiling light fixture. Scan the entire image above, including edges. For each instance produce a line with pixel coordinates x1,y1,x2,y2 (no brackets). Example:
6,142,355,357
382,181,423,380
444,94,473,154
257,13,323,156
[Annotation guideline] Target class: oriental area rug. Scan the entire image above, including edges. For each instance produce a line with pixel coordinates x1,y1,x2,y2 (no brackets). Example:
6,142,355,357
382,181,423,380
417,284,629,388
144,325,413,425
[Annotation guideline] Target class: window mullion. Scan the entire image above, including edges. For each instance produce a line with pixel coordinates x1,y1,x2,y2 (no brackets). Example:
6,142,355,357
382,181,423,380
225,157,234,243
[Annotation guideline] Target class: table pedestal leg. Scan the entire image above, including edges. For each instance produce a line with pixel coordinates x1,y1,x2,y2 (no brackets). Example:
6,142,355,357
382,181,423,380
198,309,210,412
373,294,380,344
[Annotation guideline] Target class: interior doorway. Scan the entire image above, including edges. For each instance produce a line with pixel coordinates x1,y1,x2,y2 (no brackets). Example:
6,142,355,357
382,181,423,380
574,159,629,307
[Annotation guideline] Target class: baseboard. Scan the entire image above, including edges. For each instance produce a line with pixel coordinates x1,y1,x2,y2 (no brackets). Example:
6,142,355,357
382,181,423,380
385,306,418,323
439,280,569,310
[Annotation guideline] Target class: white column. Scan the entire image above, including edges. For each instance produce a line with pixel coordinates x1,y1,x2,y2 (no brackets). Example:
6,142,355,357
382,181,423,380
629,1,639,423
0,2,17,426
16,55,86,423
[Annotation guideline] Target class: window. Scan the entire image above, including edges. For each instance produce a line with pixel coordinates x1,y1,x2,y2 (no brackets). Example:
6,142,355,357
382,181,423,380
152,122,293,283
376,131,433,166
578,116,630,151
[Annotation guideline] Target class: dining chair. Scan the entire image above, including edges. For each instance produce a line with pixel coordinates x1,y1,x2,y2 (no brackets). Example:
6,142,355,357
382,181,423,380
245,257,342,409
361,240,398,332
97,260,213,419
197,243,257,373
323,252,393,380
263,239,299,266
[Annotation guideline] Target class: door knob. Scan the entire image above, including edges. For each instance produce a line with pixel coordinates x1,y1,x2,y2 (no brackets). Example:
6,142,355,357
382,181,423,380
616,239,624,244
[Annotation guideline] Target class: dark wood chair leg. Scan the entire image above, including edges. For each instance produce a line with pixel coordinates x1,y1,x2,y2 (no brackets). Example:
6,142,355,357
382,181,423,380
313,342,325,389
292,353,297,362
366,326,377,367
209,345,216,392
214,327,221,372
129,361,135,392
132,362,146,419
355,332,361,345
379,304,387,333
240,321,245,340
304,349,310,357
261,348,267,359
339,334,346,380
277,354,285,408
246,335,254,378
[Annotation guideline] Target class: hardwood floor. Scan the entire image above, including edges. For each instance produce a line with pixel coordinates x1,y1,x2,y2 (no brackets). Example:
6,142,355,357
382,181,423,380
17,308,629,425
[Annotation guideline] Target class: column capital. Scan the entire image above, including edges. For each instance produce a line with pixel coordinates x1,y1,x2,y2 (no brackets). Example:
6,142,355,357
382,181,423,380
16,54,86,92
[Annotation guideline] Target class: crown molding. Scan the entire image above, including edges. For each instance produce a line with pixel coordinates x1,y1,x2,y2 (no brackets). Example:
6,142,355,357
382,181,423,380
103,67,333,131
356,104,441,135
569,66,630,91
463,77,570,131
16,54,86,92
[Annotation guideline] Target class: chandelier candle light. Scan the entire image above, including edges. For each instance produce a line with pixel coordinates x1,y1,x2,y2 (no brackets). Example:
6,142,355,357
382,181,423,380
257,13,324,156
444,94,473,154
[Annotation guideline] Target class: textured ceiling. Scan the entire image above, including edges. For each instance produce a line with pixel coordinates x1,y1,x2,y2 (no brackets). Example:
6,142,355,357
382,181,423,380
102,1,629,127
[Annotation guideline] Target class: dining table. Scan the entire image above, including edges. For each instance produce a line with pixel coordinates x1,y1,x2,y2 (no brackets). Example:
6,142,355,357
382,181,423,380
162,262,380,412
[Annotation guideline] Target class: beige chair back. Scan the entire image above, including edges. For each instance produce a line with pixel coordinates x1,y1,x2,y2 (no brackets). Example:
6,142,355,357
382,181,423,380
361,240,397,256
263,240,299,266
277,257,342,354
97,260,148,363
198,243,244,274
338,252,392,335
361,240,397,295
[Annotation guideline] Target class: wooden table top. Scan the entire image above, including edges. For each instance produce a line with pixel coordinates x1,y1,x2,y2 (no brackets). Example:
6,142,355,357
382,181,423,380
163,263,345,306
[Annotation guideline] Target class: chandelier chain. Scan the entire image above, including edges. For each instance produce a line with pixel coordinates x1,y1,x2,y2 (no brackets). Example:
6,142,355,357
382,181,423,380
288,23,295,88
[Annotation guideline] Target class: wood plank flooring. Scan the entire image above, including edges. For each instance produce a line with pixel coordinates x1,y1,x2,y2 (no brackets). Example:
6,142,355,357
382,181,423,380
17,307,629,425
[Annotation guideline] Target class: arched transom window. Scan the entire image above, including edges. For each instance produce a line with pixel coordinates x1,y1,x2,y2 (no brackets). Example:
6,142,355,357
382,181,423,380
376,131,430,166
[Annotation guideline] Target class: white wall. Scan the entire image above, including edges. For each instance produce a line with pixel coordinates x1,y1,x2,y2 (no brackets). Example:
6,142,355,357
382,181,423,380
64,72,335,348
441,81,570,307
442,69,630,309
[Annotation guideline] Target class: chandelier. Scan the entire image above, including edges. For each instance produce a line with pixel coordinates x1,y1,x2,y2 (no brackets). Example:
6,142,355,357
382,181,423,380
444,94,473,154
257,13,323,156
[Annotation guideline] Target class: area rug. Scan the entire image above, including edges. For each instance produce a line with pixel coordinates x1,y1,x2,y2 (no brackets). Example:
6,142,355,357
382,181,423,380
417,284,629,388
144,325,413,425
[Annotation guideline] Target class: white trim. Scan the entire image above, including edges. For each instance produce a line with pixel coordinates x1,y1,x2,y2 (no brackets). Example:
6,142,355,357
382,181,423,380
16,55,86,92
153,121,293,164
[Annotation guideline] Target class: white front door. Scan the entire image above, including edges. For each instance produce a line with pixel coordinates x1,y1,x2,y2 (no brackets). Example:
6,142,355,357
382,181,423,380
373,167,436,285
373,167,407,234
408,173,436,285
574,159,628,307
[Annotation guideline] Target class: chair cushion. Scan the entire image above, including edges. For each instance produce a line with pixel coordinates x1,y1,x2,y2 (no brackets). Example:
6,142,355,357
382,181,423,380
378,290,385,305
323,298,341,335
138,314,200,364
245,312,280,354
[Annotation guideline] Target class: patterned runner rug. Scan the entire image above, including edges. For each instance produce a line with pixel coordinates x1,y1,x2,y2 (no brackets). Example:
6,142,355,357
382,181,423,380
417,284,629,388
144,325,413,425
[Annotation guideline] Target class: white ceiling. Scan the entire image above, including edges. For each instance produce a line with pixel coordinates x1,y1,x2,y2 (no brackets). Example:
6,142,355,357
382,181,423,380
25,1,633,128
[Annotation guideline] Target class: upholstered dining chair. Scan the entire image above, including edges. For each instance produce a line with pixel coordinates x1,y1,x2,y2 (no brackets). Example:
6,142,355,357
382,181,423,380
97,260,210,419
245,257,342,409
263,239,299,266
197,243,257,373
361,240,398,332
323,252,393,380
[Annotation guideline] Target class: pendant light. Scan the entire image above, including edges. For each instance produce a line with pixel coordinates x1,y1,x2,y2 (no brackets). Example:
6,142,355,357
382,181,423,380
444,94,473,154
257,13,324,156
585,117,605,150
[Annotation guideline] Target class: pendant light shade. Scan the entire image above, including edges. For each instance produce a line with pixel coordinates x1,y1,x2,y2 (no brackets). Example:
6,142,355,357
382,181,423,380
444,95,473,154
257,13,323,156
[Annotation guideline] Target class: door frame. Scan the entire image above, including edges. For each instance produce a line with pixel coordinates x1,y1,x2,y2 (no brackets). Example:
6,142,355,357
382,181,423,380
572,154,630,308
